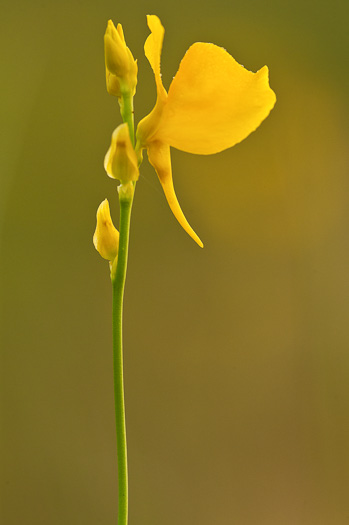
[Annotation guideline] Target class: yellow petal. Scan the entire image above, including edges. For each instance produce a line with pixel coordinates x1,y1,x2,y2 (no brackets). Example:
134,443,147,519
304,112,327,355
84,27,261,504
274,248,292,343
116,23,125,43
144,15,167,101
147,141,203,248
154,43,276,154
136,15,167,147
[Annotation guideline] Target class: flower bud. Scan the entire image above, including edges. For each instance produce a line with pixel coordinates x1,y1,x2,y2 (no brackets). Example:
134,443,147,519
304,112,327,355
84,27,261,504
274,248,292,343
104,20,138,98
104,21,129,76
104,123,139,184
93,199,119,262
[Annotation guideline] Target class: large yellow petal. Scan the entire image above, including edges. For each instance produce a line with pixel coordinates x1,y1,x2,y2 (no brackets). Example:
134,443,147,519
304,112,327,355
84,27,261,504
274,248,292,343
147,141,203,247
154,43,276,154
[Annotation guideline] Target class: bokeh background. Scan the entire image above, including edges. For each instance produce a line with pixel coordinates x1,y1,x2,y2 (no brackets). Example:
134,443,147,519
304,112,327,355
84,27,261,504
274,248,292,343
1,0,349,523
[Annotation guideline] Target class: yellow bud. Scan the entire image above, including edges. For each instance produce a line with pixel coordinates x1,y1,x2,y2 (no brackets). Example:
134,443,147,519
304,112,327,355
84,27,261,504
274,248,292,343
104,123,139,183
93,199,119,262
104,20,138,98
104,21,129,76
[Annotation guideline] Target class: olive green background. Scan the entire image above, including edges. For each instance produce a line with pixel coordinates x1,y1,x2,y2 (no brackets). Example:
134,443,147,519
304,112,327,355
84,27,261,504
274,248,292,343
1,0,349,523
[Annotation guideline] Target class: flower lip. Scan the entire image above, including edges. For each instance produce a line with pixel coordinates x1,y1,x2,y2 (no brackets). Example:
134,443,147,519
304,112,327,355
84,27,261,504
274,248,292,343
153,42,276,154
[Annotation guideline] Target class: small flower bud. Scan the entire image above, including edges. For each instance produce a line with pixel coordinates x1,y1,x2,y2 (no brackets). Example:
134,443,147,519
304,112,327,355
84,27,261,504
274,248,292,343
104,20,138,98
104,21,129,76
104,123,139,184
93,199,119,262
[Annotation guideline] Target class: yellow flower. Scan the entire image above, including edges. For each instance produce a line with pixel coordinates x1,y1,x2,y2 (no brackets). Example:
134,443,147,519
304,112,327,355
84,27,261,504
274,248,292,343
104,123,139,184
104,20,138,98
136,15,276,247
93,199,119,262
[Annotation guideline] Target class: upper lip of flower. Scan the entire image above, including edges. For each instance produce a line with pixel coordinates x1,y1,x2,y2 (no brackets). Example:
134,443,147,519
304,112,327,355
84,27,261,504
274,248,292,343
136,15,276,247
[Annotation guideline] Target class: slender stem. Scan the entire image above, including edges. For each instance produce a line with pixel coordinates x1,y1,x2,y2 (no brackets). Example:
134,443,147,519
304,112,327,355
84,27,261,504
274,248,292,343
112,188,134,525
119,92,135,146
111,86,135,525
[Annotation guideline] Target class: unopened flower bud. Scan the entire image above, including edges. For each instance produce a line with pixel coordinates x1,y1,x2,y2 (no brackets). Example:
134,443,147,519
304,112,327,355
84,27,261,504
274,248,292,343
104,20,138,98
104,21,129,76
93,199,119,262
104,123,139,184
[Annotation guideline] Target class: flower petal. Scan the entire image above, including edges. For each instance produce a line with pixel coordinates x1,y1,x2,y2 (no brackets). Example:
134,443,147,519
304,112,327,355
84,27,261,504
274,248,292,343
144,15,167,101
147,141,203,247
154,43,276,154
136,15,167,148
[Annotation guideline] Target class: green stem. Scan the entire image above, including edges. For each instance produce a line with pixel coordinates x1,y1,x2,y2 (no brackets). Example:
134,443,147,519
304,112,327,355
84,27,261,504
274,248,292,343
112,186,134,525
119,92,135,146
111,83,135,525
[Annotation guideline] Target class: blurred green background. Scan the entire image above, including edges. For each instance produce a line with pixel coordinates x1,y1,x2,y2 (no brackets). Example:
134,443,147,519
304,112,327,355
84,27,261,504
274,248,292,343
1,0,349,523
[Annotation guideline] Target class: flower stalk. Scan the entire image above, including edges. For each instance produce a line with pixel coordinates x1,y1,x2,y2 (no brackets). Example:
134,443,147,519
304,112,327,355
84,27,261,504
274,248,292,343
119,93,135,144
94,14,276,524
111,183,134,525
